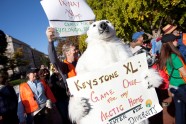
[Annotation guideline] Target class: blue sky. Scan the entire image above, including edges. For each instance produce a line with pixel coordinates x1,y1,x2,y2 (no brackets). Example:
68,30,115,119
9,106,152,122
0,0,49,54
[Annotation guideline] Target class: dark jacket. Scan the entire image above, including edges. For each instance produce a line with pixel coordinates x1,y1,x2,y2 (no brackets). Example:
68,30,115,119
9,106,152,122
49,73,69,100
0,85,19,124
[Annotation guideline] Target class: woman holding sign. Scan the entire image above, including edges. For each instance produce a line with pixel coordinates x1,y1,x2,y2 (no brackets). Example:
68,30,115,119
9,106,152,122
157,33,186,124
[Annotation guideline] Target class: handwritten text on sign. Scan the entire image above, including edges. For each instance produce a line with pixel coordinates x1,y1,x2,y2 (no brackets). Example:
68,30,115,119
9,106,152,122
41,0,95,37
50,21,92,37
67,53,162,124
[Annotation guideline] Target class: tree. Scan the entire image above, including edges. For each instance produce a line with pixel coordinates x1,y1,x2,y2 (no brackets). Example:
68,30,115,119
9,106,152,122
0,30,8,70
0,30,7,53
56,40,64,57
55,0,186,52
78,34,87,53
7,48,29,75
40,55,50,68
84,0,186,42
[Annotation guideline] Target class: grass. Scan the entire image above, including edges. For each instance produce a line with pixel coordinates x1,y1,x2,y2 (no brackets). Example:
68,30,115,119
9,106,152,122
10,78,27,86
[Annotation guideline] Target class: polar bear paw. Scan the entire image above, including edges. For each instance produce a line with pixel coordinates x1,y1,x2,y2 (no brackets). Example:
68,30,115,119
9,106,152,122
144,68,162,89
68,96,92,123
138,119,149,124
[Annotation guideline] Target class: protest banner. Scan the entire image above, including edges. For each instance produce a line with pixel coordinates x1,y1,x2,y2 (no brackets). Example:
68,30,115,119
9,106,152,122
41,0,95,37
67,53,163,124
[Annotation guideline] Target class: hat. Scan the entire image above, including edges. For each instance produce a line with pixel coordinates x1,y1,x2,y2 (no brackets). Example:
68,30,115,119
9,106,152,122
162,24,177,34
132,31,144,41
161,34,181,43
26,68,37,75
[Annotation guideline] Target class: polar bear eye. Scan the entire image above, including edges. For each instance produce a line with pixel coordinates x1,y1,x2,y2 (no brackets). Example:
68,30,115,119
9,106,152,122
93,24,96,27
106,21,109,23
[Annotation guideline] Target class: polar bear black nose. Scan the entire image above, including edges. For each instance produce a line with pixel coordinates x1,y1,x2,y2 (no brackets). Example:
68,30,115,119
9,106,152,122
98,22,109,34
99,22,108,30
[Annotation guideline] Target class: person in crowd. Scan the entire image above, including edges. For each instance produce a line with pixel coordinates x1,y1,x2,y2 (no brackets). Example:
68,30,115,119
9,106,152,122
150,24,178,59
162,24,178,35
157,33,186,124
151,38,157,56
40,64,45,70
154,34,163,56
178,31,186,62
151,59,174,124
162,24,186,61
17,68,62,124
148,29,160,58
49,67,71,124
0,70,19,124
40,65,50,80
46,27,78,79
46,27,78,124
130,31,155,67
38,68,50,83
131,31,174,123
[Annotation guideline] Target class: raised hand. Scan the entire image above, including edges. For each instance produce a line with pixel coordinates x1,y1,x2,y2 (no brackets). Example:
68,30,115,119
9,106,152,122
46,27,56,42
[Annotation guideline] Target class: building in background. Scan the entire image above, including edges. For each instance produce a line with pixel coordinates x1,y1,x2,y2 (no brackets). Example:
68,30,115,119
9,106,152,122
5,35,48,75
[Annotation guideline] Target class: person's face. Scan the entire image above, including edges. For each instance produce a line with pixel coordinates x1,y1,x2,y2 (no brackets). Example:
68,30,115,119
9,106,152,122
172,30,180,36
172,39,178,47
28,72,36,82
136,35,144,45
41,65,45,69
66,46,76,60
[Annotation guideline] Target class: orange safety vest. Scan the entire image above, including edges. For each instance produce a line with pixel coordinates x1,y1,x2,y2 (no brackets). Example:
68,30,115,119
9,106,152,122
64,59,77,78
179,57,186,82
19,80,56,114
182,33,186,46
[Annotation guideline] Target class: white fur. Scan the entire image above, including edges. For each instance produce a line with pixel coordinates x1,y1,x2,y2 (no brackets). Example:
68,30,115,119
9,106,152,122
139,120,149,124
69,20,162,124
140,68,162,90
75,20,132,75
146,68,162,88
68,97,86,123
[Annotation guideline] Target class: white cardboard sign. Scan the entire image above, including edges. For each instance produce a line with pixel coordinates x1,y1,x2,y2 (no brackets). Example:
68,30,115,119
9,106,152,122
41,0,95,37
67,53,162,124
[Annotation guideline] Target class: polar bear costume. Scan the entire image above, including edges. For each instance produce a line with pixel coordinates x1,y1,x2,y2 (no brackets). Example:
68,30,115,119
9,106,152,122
68,20,162,124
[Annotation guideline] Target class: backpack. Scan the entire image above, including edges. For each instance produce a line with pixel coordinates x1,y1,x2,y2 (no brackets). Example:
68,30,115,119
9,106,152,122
164,56,186,83
180,58,186,82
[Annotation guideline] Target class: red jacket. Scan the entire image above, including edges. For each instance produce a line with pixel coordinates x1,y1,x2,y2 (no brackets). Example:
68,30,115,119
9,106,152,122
152,64,169,90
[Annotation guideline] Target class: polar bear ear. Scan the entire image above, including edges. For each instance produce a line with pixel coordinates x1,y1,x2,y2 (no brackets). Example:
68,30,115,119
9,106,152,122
101,20,111,25
105,20,110,23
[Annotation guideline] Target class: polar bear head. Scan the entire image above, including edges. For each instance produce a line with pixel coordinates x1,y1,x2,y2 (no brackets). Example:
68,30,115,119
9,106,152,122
86,20,116,41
